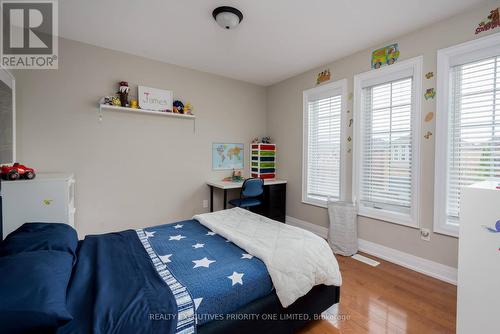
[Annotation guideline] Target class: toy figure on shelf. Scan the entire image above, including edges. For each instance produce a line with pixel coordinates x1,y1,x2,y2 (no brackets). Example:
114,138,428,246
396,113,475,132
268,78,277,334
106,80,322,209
252,137,259,144
173,100,184,114
118,81,130,107
100,96,114,105
184,102,193,115
111,96,121,106
130,99,138,109
261,136,271,144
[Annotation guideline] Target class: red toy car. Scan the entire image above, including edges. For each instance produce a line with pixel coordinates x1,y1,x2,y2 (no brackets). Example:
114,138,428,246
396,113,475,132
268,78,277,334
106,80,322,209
1,163,36,180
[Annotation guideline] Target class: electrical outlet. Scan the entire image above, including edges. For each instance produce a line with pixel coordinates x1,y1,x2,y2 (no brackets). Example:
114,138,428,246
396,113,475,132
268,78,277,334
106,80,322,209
420,228,431,241
202,200,208,208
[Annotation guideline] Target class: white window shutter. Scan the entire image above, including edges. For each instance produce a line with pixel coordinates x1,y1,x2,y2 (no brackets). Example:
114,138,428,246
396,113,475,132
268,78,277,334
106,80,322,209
306,94,342,202
303,79,346,207
447,56,500,224
360,78,413,214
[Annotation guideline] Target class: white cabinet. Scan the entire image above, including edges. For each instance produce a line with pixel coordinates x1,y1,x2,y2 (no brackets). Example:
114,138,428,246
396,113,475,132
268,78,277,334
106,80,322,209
457,181,500,334
1,173,75,239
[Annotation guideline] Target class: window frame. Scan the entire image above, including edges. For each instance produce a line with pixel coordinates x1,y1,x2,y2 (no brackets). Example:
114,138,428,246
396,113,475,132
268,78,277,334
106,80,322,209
302,79,348,208
353,56,423,228
434,33,500,237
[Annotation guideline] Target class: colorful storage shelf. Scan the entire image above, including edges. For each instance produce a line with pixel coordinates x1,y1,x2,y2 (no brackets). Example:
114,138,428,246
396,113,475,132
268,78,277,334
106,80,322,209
251,143,276,180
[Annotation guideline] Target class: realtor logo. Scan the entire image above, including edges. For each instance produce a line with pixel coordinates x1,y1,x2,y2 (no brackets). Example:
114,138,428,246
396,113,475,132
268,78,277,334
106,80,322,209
1,0,58,69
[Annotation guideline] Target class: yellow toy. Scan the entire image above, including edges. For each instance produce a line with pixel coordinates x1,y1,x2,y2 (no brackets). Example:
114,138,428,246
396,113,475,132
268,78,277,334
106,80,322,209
111,96,121,106
184,102,193,115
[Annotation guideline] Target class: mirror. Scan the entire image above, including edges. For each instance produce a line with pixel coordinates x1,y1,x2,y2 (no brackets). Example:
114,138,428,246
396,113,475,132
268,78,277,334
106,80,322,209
0,68,14,165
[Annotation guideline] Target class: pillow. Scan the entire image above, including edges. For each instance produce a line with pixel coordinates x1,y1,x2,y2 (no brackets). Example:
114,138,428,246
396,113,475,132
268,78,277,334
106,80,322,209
0,223,78,258
0,250,74,334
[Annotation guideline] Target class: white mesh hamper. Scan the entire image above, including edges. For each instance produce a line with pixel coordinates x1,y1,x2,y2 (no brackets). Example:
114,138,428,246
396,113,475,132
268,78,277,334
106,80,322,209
327,200,358,256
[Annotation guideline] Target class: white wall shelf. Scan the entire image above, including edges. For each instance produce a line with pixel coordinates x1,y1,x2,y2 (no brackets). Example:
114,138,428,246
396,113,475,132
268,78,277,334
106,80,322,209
98,104,196,120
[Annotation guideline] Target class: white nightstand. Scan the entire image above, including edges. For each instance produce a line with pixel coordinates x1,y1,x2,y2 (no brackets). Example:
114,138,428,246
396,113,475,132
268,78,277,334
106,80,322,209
1,173,75,239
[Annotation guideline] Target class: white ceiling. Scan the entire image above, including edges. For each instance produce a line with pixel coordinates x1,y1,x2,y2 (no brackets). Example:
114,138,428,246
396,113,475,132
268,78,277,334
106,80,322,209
60,0,485,86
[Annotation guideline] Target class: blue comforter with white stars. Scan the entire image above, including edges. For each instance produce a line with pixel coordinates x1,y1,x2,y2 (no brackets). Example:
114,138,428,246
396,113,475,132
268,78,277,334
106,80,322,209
141,219,274,326
57,220,273,334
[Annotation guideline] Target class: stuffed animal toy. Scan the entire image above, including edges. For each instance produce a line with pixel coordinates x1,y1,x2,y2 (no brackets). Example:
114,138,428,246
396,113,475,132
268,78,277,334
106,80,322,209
173,100,184,114
100,96,114,105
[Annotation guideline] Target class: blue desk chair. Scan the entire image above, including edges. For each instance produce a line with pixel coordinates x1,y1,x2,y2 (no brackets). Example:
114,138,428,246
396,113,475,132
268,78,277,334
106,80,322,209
229,178,264,209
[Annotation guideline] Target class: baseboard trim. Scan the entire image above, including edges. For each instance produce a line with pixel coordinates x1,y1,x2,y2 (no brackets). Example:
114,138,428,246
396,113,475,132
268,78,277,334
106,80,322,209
285,215,457,285
286,215,329,238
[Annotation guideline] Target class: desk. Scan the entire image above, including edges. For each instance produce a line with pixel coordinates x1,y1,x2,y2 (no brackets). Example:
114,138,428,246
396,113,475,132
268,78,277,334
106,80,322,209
207,179,287,222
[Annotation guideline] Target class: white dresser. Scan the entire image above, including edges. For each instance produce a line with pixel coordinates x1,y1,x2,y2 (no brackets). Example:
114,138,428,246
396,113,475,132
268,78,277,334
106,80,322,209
457,181,500,334
1,173,75,239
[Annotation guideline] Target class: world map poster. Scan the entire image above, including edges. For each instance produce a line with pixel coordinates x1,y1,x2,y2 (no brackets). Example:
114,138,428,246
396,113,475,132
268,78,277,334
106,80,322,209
212,143,244,170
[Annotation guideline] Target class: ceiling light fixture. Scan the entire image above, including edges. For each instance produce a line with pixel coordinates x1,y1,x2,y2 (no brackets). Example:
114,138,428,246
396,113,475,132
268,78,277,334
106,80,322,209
212,6,243,30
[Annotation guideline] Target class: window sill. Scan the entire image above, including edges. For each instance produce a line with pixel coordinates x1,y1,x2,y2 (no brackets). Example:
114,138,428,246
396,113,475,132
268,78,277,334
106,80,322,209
302,198,327,209
358,206,418,228
433,224,459,238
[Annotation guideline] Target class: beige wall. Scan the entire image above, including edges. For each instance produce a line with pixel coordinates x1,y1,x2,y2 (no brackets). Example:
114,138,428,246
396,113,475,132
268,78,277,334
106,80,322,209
267,0,500,268
14,38,267,237
12,2,499,266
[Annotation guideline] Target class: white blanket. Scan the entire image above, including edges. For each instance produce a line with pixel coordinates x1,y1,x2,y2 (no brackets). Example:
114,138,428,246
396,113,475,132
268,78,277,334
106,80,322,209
193,208,342,307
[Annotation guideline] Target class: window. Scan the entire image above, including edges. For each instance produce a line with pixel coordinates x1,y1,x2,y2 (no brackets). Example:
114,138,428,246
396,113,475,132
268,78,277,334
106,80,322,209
302,79,347,207
353,56,422,227
435,34,500,237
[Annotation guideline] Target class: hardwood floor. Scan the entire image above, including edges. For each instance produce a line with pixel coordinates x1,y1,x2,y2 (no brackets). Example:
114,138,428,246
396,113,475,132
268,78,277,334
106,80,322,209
298,253,457,334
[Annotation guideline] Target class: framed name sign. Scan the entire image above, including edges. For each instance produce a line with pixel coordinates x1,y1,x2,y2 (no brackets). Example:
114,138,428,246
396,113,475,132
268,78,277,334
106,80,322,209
138,85,173,111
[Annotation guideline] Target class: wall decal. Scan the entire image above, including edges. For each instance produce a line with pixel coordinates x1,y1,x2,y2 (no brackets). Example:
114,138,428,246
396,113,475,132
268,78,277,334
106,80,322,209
347,136,352,142
424,88,436,100
347,109,350,113
483,220,500,233
316,69,331,85
425,72,434,79
425,112,434,122
475,8,499,35
481,220,500,252
347,148,352,153
348,119,353,127
424,131,433,139
371,43,400,69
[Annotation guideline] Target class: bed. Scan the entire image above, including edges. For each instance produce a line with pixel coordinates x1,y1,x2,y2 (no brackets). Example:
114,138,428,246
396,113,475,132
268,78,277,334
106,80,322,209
0,208,341,334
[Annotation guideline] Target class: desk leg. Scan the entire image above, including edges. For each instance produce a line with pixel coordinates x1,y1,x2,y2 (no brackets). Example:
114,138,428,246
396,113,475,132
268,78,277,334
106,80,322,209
209,186,214,212
223,189,227,210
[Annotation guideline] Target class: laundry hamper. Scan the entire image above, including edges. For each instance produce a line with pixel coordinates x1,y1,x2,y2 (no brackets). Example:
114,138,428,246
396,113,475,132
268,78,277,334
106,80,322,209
327,200,358,256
